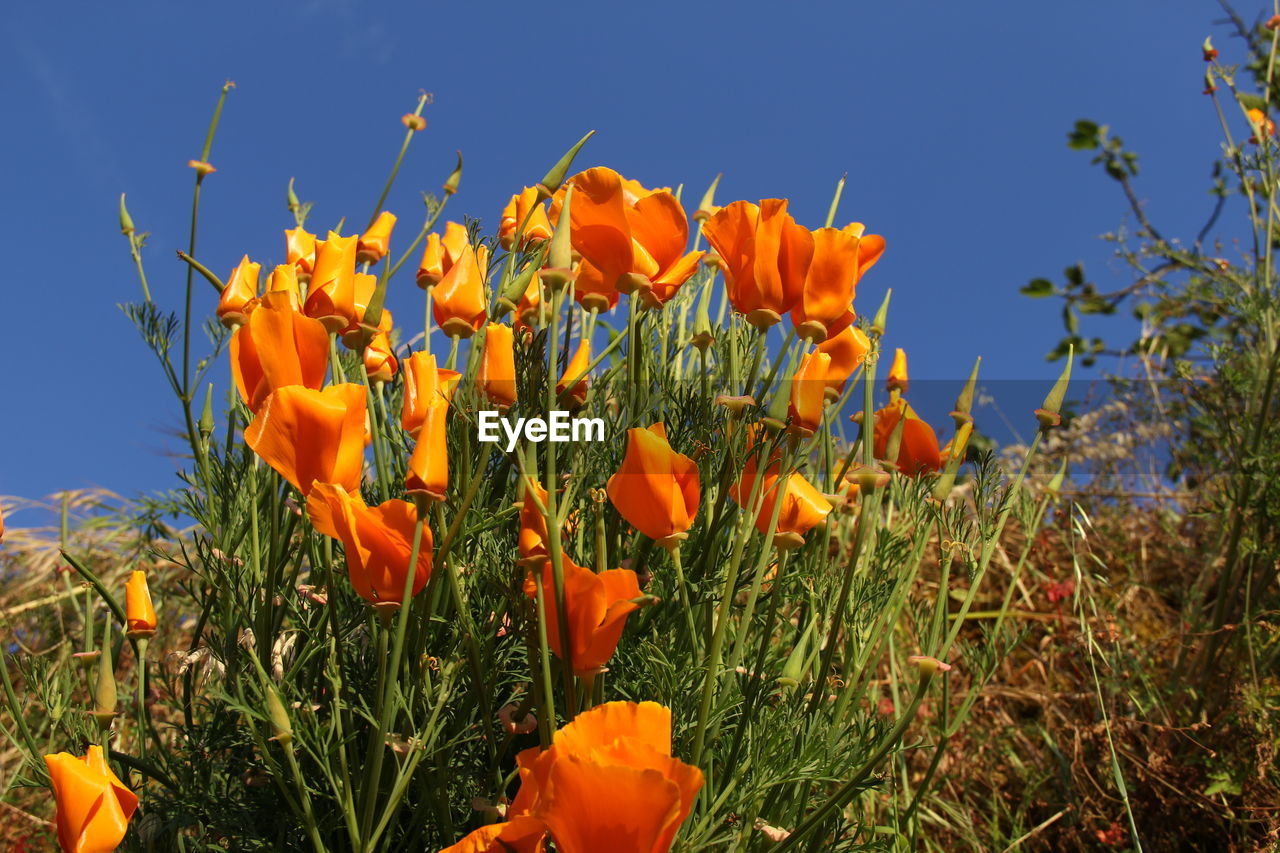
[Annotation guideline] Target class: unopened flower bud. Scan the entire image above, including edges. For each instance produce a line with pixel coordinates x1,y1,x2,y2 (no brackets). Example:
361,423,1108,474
402,113,427,131
693,172,722,222
119,194,135,236
265,684,292,745
1035,345,1072,431
443,150,463,196
871,288,892,337
536,130,595,200
1202,36,1218,62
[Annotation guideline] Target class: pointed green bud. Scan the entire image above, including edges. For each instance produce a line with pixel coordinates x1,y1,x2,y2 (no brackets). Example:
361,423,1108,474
443,150,463,196
691,280,714,351
92,621,117,728
1035,344,1073,430
694,173,722,222
495,261,541,318
199,383,215,441
952,356,981,428
871,288,892,337
536,130,595,200
539,185,575,293
762,375,792,433
265,684,293,746
119,194,135,236
287,178,300,215
824,173,848,228
779,615,816,689
1047,458,1068,495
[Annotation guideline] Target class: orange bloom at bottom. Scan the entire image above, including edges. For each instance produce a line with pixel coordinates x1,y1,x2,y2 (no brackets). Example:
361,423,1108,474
872,397,943,475
522,556,641,676
45,745,139,853
440,701,703,853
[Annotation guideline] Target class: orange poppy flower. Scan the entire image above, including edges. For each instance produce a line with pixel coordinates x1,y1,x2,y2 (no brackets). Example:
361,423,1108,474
433,242,490,338
523,556,642,676
416,221,471,289
886,347,908,392
285,227,316,280
703,200,814,328
789,352,831,436
1247,107,1276,143
405,401,449,501
439,816,547,853
45,745,139,853
570,259,619,313
363,331,398,384
790,225,884,342
558,167,703,308
244,384,367,495
477,323,518,409
873,398,943,476
303,232,359,334
336,272,395,349
357,210,397,265
265,264,302,309
216,255,261,328
307,483,432,603
511,701,703,853
230,291,330,412
501,187,554,250
518,477,552,563
730,457,833,544
513,275,550,335
124,570,156,638
556,340,591,410
401,352,460,436
815,325,871,399
606,424,700,547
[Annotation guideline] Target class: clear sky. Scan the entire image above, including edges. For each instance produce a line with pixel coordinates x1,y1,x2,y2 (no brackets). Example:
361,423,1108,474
0,0,1243,509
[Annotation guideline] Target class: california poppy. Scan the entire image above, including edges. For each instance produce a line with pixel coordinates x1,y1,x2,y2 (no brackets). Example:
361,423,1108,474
363,331,398,384
815,325,871,399
401,352,460,436
477,323,517,409
523,556,642,676
873,398,943,475
45,745,138,853
405,401,449,501
556,340,591,410
433,242,490,338
606,424,700,548
439,816,547,853
518,477,552,563
789,352,831,436
338,273,395,349
244,384,367,494
730,457,832,545
285,227,317,280
357,210,397,265
216,255,261,328
501,187,554,250
558,167,703,309
124,570,156,638
265,263,302,309
703,200,814,328
790,225,884,342
304,232,359,334
886,348,908,393
417,222,470,289
230,291,329,412
307,483,432,603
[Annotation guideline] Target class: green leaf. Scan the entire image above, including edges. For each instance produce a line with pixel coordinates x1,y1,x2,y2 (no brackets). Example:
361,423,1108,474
1068,119,1100,150
1237,92,1267,111
1021,278,1054,297
1064,264,1086,286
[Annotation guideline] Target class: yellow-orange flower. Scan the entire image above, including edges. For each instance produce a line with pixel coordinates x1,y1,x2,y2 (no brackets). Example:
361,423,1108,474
433,242,490,338
285,227,317,279
405,401,449,501
513,275,549,335
815,325,871,399
789,352,831,436
45,745,139,853
556,340,591,410
703,200,814,328
477,323,517,409
124,570,156,638
523,556,642,676
559,167,703,309
439,816,547,853
401,352,460,436
606,424,700,546
501,187,554,250
357,210,397,265
216,256,261,328
887,347,908,392
873,398,943,476
230,291,330,412
417,222,470,289
519,477,552,563
303,232,359,334
363,331,398,384
790,225,884,342
307,483,432,603
244,384,367,494
265,264,302,309
1247,107,1276,143
730,457,833,542
518,702,702,853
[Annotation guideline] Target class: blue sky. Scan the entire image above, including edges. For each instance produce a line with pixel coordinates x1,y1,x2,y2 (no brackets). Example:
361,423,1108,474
0,0,1246,509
